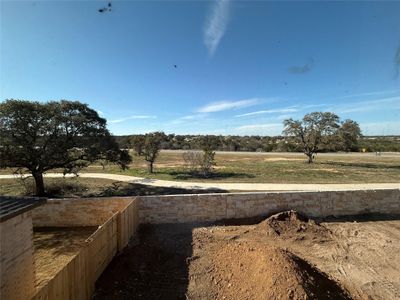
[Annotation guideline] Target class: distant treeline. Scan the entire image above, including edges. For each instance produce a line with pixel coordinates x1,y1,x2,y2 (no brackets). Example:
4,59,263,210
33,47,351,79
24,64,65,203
114,134,400,153
359,136,400,152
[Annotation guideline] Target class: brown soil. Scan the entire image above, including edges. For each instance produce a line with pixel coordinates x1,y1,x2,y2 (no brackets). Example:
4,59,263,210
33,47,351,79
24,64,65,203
188,212,351,299
93,213,400,300
189,241,351,300
256,210,332,239
33,226,96,289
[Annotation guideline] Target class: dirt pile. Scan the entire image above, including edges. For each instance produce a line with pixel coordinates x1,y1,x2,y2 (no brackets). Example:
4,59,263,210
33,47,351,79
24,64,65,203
94,215,400,300
207,241,352,300
255,210,332,242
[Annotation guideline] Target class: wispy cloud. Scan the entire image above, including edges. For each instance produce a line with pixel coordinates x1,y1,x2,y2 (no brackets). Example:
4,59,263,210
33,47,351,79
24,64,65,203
109,115,157,124
360,121,400,135
335,90,400,100
288,58,314,74
203,0,231,55
235,107,298,117
235,123,283,135
277,114,294,120
197,98,261,113
331,96,400,114
301,103,328,109
170,114,208,125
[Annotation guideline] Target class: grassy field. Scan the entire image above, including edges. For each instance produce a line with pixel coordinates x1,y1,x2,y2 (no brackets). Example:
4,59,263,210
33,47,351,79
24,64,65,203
82,151,400,184
1,151,398,196
0,177,226,197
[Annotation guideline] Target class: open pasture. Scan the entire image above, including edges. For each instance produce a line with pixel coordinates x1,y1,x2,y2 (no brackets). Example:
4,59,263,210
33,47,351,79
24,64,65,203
85,150,400,184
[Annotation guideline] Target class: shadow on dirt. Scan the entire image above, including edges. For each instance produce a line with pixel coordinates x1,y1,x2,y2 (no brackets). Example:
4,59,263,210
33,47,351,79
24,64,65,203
317,213,400,223
93,223,197,300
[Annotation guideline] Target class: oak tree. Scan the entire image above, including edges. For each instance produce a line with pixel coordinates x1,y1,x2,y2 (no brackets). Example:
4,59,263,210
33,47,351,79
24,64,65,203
142,132,165,173
130,134,146,156
0,99,131,195
283,112,340,163
338,119,362,152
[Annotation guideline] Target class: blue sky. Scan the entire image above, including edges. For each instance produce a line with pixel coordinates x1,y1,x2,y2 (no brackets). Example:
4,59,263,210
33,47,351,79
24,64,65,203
1,0,400,136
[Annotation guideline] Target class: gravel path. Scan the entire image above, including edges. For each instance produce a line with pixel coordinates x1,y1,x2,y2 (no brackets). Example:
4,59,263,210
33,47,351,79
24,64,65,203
1,173,399,191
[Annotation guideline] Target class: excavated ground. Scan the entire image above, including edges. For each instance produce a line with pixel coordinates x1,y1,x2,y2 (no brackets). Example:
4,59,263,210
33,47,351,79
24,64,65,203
93,212,400,300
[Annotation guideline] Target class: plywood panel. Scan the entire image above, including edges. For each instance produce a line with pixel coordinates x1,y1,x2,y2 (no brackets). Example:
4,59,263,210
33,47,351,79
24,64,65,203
31,199,140,300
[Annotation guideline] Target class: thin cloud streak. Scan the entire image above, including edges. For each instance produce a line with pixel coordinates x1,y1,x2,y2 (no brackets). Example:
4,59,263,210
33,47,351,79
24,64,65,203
277,114,294,120
360,121,400,135
170,114,208,125
197,98,261,113
335,90,400,100
203,0,231,55
236,123,282,130
235,107,298,117
109,115,157,124
331,96,400,114
235,123,283,135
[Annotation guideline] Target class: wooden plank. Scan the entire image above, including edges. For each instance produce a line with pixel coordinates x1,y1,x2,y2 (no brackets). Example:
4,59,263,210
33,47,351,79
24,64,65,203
31,198,140,300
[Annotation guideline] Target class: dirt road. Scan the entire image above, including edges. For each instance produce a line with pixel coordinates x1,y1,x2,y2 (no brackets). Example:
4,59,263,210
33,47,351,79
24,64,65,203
1,173,399,191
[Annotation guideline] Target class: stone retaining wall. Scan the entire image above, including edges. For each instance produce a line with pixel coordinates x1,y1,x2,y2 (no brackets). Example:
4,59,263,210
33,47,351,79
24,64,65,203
32,197,136,227
0,212,36,300
138,189,400,223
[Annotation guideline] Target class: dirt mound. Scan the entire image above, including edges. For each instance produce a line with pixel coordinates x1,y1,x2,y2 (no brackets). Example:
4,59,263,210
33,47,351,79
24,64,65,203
256,210,332,241
210,241,352,300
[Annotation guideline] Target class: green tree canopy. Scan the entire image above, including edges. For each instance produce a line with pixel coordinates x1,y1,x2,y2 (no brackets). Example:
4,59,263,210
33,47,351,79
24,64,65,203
130,134,146,156
338,119,362,152
197,135,220,176
283,112,340,163
142,132,166,173
0,99,131,195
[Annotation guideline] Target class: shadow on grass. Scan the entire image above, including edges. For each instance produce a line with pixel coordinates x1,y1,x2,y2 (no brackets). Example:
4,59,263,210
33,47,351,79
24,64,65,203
163,170,255,181
17,180,228,198
95,182,228,197
321,161,400,170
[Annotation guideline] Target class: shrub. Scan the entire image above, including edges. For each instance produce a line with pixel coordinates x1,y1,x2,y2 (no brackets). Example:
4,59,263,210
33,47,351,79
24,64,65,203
182,151,203,172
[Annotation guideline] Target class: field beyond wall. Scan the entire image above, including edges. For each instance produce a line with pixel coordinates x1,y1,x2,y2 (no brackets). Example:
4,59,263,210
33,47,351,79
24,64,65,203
85,151,400,184
1,151,399,198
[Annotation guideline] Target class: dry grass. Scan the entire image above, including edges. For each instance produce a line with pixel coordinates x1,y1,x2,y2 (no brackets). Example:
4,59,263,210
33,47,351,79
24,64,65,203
0,177,227,197
85,151,400,184
1,152,399,191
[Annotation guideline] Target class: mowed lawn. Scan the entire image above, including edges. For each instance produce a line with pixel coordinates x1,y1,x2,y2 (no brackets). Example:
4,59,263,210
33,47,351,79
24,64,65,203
82,150,400,184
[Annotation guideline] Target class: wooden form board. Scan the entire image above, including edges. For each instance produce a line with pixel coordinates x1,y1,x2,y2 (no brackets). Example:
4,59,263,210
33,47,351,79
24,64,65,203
31,199,139,300
117,198,139,251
